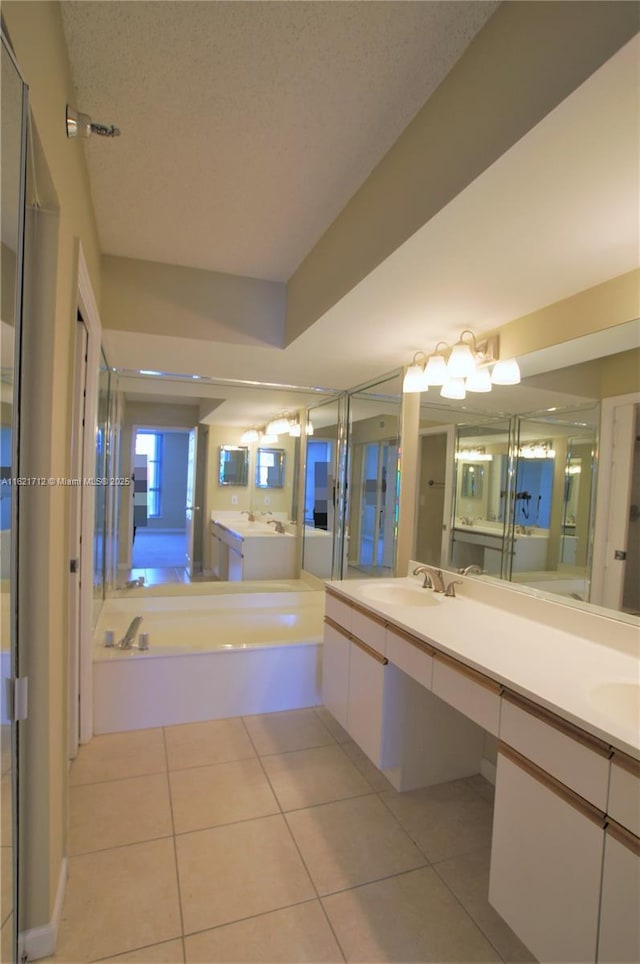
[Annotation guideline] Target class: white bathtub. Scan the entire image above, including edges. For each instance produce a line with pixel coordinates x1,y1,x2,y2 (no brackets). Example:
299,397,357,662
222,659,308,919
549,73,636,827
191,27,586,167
92,589,325,733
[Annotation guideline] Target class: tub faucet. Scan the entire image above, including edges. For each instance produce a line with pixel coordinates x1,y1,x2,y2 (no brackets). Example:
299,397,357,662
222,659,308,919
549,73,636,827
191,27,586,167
458,564,482,575
412,565,446,592
266,519,285,534
118,616,143,649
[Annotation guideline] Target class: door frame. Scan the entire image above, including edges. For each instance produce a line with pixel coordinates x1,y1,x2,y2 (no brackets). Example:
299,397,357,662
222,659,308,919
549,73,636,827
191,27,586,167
76,247,102,746
416,425,456,567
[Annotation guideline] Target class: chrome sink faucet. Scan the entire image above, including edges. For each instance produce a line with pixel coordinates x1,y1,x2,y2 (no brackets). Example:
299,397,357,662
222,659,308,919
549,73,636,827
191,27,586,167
412,565,446,593
266,519,285,533
241,510,256,522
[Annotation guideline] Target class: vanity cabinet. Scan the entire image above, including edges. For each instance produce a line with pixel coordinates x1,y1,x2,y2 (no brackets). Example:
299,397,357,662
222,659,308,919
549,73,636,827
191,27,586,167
490,745,605,964
598,752,640,963
598,821,640,963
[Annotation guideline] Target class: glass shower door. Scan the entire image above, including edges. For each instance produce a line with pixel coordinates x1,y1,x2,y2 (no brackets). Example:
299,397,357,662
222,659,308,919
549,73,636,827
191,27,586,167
1,29,28,964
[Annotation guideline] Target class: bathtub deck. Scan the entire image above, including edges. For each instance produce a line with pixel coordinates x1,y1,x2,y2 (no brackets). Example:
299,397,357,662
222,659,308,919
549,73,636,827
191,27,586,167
92,588,325,733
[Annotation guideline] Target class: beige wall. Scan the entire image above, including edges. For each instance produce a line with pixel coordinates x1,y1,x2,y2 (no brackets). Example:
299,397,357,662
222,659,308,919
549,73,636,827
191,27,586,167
3,0,103,936
102,255,286,348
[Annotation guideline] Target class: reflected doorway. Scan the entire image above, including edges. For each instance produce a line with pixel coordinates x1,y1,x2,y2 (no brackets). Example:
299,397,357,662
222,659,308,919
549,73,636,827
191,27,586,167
356,440,398,572
129,428,190,583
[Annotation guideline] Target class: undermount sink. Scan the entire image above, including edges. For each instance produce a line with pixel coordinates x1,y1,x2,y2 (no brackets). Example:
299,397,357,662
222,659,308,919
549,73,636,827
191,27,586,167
359,582,442,607
589,682,639,728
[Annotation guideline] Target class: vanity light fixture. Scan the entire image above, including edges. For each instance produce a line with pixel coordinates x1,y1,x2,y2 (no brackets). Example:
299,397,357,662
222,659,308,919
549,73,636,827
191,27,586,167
402,330,518,397
289,420,301,437
260,429,279,444
306,418,314,436
518,442,556,460
240,428,259,443
455,448,493,462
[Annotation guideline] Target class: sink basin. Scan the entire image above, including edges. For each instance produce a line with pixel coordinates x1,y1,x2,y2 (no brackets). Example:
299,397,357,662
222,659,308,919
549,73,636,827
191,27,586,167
590,682,639,729
359,583,441,607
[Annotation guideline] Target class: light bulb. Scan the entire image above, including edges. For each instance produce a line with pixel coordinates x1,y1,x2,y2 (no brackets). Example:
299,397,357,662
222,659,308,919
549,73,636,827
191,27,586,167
491,358,521,385
424,354,448,386
465,367,492,393
447,341,477,379
402,362,429,393
440,377,466,400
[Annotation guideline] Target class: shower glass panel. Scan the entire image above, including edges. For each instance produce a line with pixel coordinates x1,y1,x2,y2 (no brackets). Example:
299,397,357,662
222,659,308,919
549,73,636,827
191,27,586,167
1,29,27,963
93,354,110,623
346,372,401,579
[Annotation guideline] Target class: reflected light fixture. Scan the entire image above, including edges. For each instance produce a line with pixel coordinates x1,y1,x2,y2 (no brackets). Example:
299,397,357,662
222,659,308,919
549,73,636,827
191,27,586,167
240,428,259,444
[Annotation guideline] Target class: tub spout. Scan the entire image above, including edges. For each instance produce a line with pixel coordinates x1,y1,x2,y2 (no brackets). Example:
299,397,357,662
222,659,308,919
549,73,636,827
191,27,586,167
118,616,143,649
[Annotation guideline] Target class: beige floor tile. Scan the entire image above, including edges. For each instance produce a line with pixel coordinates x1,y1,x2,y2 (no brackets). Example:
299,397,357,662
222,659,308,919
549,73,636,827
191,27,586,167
164,718,255,771
339,740,393,792
170,758,279,834
261,745,372,811
435,847,536,963
313,707,350,743
69,773,173,855
70,729,166,786
184,901,343,963
243,709,334,756
380,778,494,863
323,866,501,962
55,838,181,963
98,938,185,962
176,814,315,934
286,794,426,895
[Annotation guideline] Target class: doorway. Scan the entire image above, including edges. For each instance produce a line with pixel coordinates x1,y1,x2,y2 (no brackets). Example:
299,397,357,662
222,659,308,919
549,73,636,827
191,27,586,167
356,440,398,573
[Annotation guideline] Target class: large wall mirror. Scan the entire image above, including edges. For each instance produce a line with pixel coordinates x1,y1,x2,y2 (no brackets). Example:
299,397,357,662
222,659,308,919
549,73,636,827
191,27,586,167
413,329,638,622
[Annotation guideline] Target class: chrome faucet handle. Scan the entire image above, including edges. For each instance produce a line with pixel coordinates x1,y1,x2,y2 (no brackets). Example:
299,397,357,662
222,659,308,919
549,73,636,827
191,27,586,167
444,580,462,597
458,565,482,576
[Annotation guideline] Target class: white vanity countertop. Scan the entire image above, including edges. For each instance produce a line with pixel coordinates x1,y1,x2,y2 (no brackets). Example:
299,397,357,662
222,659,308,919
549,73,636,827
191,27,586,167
326,576,640,759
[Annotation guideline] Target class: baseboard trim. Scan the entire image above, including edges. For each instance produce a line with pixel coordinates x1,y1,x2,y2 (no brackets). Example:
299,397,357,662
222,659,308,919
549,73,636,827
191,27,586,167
480,757,497,785
20,857,67,960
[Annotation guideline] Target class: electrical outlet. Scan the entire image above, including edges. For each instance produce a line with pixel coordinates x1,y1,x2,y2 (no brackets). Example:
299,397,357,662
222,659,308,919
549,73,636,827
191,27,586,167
231,495,238,505
264,495,270,505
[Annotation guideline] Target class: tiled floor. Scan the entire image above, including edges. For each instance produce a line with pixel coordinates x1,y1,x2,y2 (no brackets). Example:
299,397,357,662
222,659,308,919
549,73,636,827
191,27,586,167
50,707,535,963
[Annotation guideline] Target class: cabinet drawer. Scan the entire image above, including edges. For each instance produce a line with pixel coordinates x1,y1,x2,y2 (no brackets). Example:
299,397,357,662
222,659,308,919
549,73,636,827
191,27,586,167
608,753,640,837
325,592,352,632
432,653,500,735
500,694,610,811
351,604,386,656
385,626,433,690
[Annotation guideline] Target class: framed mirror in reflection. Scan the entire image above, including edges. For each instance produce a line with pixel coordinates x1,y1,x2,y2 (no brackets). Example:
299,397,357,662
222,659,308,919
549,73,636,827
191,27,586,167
255,447,285,488
219,445,249,486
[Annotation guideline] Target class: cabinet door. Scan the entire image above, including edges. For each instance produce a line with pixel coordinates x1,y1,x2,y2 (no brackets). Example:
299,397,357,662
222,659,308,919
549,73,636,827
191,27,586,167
489,749,604,964
598,825,640,964
322,623,350,729
348,638,386,768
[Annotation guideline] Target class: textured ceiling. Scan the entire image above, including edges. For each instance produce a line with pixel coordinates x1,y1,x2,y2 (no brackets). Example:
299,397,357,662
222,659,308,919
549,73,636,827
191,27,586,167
60,0,498,280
